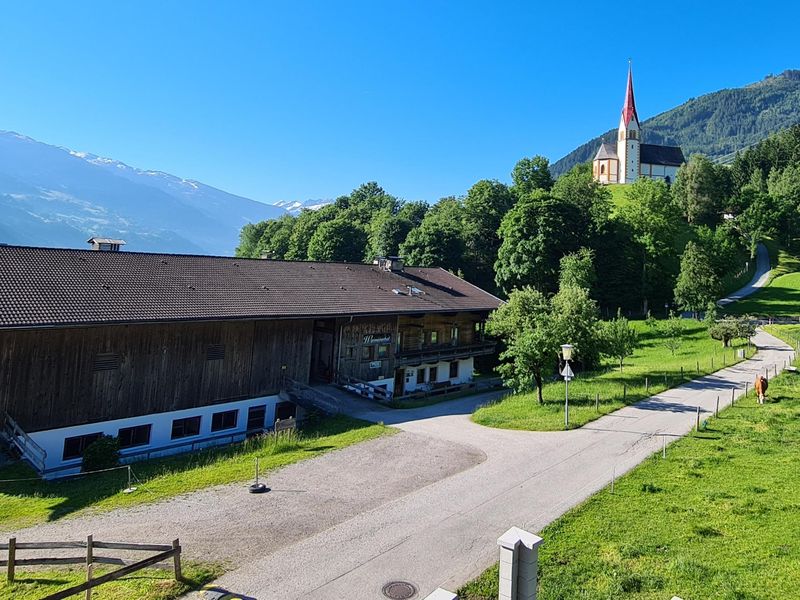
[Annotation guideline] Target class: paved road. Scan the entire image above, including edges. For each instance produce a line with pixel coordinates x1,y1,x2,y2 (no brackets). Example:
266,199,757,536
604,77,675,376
203,330,792,599
718,242,771,306
9,331,793,600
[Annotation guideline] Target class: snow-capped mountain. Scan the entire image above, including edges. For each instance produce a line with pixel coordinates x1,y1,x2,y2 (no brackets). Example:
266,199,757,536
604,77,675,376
0,130,288,255
272,198,332,215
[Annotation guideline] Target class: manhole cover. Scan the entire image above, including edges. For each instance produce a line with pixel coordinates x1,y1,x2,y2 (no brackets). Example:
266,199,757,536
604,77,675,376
382,581,417,599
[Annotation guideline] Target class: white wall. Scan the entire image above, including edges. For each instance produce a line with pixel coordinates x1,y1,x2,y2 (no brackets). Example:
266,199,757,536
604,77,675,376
30,394,283,477
400,358,474,393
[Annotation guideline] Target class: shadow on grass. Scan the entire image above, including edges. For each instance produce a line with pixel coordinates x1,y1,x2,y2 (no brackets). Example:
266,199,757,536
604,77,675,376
0,415,375,524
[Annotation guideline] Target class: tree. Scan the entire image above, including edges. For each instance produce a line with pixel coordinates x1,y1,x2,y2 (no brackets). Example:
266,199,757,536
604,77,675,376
733,188,777,258
494,191,579,295
768,164,800,249
662,312,684,355
368,211,413,260
307,219,367,262
253,214,295,259
400,197,465,271
485,287,557,404
559,248,596,293
674,241,721,315
462,180,516,292
285,204,338,260
550,284,602,371
708,317,742,347
511,155,553,195
236,221,271,257
601,309,638,371
551,163,612,238
617,178,681,314
672,155,725,226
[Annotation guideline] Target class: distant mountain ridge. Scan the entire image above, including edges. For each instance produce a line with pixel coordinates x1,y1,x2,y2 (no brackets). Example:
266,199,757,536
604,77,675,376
0,131,291,255
552,69,800,176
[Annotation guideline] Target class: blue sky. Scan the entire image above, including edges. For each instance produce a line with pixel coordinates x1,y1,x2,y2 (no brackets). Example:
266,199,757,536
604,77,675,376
1,1,798,205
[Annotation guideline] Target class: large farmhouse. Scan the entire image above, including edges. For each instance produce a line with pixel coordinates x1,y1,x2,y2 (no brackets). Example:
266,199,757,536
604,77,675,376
592,65,685,184
0,245,500,476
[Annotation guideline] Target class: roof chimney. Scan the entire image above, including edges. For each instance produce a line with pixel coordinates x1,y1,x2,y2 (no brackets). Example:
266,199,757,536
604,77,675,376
87,237,126,252
375,256,404,273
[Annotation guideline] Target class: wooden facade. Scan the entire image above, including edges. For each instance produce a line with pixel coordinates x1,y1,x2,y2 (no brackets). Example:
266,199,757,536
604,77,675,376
0,319,313,433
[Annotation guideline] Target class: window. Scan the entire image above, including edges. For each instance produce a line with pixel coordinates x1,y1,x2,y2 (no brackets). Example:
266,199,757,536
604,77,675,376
206,344,225,361
449,361,459,379
247,405,266,430
345,346,355,359
62,433,102,461
417,369,425,384
361,346,374,360
211,409,238,432
429,366,438,382
450,326,459,346
171,416,201,439
427,331,438,345
376,344,389,359
118,424,151,449
600,164,605,174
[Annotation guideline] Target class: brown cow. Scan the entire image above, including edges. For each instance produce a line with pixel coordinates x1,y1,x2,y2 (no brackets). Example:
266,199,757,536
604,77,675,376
755,375,768,404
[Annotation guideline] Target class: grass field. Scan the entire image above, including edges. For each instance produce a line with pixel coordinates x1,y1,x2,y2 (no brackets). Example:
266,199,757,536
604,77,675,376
724,245,800,317
459,327,800,599
0,561,223,600
472,320,754,431
0,416,388,530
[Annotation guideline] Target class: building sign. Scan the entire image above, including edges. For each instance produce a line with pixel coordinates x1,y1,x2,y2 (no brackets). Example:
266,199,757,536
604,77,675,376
369,360,382,369
363,333,391,345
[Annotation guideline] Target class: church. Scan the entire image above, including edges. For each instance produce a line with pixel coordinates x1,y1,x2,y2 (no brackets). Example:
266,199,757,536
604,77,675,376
592,66,685,184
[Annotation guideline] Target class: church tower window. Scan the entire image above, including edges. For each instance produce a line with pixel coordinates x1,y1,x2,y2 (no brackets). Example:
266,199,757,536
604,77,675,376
600,164,605,174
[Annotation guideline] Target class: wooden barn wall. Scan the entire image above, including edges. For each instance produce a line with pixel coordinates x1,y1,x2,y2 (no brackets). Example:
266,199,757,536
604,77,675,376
336,316,397,382
0,319,313,432
397,312,480,351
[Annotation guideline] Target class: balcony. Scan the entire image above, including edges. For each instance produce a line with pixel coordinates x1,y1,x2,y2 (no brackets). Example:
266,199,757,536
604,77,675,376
395,340,496,367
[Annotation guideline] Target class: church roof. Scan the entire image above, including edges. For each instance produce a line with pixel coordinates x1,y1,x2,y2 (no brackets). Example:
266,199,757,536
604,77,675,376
594,143,618,160
622,64,639,127
641,144,685,166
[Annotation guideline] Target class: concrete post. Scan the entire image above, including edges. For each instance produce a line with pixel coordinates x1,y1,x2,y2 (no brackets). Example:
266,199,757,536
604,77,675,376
424,589,457,600
497,527,543,600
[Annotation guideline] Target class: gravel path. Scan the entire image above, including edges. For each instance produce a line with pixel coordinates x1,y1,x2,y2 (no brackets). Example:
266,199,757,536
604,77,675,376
5,431,485,565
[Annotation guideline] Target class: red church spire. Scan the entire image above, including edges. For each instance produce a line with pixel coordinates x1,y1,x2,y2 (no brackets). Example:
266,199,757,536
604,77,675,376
621,62,639,127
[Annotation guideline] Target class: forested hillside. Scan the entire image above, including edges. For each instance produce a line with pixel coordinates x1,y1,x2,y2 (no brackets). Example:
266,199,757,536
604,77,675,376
552,70,800,176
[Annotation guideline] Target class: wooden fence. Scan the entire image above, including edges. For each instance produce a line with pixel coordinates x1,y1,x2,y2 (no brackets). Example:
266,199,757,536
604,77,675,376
2,535,182,599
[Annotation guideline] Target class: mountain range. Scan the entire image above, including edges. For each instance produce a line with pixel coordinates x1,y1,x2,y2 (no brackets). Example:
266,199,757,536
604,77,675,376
552,69,800,176
0,131,296,255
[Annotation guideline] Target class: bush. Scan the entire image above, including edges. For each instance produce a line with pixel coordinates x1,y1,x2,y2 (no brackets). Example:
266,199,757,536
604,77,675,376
82,435,120,472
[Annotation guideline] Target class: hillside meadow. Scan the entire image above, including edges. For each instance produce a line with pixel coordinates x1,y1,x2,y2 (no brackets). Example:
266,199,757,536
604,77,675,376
460,325,800,599
472,320,754,431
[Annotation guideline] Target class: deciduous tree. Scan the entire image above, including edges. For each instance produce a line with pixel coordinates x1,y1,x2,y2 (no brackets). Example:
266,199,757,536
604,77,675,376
674,241,721,315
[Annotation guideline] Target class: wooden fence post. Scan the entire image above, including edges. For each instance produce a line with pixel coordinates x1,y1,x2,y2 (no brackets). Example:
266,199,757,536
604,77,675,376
623,384,627,401
86,534,93,600
645,377,649,393
172,539,182,582
7,537,15,583
696,360,699,374
595,393,599,412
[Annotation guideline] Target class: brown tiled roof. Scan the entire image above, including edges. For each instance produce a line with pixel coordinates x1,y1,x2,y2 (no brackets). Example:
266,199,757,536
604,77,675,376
0,246,501,328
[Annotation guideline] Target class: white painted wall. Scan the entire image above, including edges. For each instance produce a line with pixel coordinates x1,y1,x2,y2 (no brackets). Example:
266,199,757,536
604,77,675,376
30,394,283,477
399,358,474,393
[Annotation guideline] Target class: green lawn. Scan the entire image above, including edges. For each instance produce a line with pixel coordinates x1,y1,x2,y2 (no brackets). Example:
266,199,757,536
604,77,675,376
0,562,223,600
472,321,754,431
460,329,800,599
724,246,800,317
0,416,389,530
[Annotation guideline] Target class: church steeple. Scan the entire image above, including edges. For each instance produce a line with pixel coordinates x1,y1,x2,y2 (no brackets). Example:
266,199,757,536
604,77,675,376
617,61,641,184
621,62,639,127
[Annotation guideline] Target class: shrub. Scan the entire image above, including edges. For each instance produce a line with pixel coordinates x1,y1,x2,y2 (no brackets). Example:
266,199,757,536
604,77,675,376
82,435,120,472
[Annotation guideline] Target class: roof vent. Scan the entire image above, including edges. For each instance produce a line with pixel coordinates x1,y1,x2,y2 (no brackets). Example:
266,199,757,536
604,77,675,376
375,256,405,273
87,237,126,252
